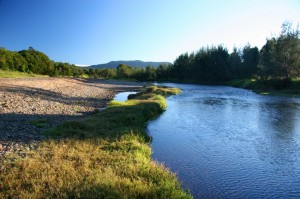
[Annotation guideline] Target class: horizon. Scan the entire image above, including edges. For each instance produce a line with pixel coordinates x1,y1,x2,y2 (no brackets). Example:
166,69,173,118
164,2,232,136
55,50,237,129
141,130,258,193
0,0,299,65
89,60,172,66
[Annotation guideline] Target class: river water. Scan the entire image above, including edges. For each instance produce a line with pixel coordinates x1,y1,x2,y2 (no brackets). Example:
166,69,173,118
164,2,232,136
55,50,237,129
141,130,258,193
113,91,137,102
147,83,300,198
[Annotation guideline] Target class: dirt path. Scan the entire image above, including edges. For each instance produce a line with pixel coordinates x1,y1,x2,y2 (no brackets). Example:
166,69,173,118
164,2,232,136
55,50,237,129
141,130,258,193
0,77,147,156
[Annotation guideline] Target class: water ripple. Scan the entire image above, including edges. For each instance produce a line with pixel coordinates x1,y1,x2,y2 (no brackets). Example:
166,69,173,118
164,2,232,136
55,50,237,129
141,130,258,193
149,83,300,198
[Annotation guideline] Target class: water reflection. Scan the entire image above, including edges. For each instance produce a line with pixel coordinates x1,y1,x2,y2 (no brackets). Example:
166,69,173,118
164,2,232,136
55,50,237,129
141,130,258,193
256,100,300,173
148,83,300,198
113,91,136,102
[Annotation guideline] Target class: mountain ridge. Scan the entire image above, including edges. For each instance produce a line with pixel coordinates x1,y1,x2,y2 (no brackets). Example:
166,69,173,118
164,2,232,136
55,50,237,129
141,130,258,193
89,60,171,69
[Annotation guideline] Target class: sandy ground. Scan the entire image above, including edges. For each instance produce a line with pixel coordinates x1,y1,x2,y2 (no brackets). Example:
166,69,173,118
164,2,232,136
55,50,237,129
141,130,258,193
0,77,148,156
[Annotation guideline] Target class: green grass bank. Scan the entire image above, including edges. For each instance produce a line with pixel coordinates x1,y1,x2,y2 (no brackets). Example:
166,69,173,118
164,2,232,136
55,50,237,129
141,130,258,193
0,69,48,78
225,78,300,98
0,86,191,198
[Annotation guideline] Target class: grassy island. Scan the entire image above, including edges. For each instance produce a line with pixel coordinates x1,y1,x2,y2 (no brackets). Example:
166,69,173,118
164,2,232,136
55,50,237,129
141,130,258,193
0,86,191,198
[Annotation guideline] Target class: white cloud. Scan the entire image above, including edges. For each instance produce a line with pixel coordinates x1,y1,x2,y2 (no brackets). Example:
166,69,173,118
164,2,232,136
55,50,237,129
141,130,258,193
75,64,89,67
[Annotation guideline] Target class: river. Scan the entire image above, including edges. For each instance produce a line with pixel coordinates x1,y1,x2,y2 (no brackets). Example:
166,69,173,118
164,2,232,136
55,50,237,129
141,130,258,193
147,83,300,198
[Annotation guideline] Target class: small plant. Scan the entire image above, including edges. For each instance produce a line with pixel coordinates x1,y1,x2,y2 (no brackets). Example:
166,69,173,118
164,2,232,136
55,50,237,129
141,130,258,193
27,119,49,128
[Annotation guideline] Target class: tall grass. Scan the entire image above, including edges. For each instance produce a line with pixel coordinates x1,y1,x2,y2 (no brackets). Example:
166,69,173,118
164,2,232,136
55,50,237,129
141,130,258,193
226,78,300,97
0,86,191,198
0,69,48,78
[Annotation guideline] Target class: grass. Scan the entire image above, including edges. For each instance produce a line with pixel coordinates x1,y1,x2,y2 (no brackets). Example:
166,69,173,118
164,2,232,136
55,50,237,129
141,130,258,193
0,86,191,199
226,78,300,97
0,69,48,78
27,119,49,128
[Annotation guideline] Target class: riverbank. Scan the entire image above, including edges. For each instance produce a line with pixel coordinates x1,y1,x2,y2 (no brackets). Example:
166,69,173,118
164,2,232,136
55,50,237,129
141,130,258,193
225,78,300,97
0,77,148,157
157,78,300,98
0,85,191,198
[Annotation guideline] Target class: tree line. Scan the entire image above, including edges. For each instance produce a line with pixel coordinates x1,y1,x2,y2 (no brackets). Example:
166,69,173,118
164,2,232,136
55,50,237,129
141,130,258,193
166,22,299,84
0,47,84,77
1,22,299,88
0,46,160,79
0,44,239,81
89,21,300,87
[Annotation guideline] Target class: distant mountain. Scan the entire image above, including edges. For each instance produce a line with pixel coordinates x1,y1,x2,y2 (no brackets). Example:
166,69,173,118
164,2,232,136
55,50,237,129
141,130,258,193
89,60,171,69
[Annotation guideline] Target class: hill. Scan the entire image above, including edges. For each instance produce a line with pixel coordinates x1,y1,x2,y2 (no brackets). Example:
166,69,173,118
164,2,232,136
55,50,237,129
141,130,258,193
89,60,171,69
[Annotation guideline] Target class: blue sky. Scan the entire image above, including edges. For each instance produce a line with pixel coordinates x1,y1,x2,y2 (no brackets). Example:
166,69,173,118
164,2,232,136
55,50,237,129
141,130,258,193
0,0,299,65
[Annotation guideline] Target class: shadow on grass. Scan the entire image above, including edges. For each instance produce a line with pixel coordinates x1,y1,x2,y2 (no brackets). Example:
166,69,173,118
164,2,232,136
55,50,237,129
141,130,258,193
44,100,163,142
0,113,86,143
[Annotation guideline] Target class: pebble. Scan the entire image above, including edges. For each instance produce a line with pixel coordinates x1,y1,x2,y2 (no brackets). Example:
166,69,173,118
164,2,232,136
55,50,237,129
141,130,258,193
0,77,146,158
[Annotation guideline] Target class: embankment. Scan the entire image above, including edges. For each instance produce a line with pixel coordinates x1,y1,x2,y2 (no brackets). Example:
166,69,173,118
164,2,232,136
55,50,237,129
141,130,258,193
226,78,300,97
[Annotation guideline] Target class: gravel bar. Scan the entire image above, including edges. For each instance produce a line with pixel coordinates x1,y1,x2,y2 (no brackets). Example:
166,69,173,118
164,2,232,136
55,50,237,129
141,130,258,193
0,77,148,157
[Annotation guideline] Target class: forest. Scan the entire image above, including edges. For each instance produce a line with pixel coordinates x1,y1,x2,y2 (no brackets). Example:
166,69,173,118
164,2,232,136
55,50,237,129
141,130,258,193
1,22,299,90
0,46,84,77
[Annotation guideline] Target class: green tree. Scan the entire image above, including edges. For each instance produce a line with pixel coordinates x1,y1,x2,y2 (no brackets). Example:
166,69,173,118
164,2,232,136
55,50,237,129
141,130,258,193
173,53,190,79
54,62,73,76
241,44,259,78
258,38,277,78
259,21,300,79
275,21,300,78
156,63,173,79
0,48,28,71
18,47,54,75
100,68,117,78
228,47,242,78
117,64,133,78
144,66,157,80
70,65,84,77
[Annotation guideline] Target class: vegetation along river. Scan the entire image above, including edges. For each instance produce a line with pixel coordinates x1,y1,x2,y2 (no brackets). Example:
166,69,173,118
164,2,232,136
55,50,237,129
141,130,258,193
147,83,300,198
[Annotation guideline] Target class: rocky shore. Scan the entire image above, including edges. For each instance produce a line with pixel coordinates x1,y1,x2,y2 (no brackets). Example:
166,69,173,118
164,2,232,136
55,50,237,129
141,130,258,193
0,77,147,157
